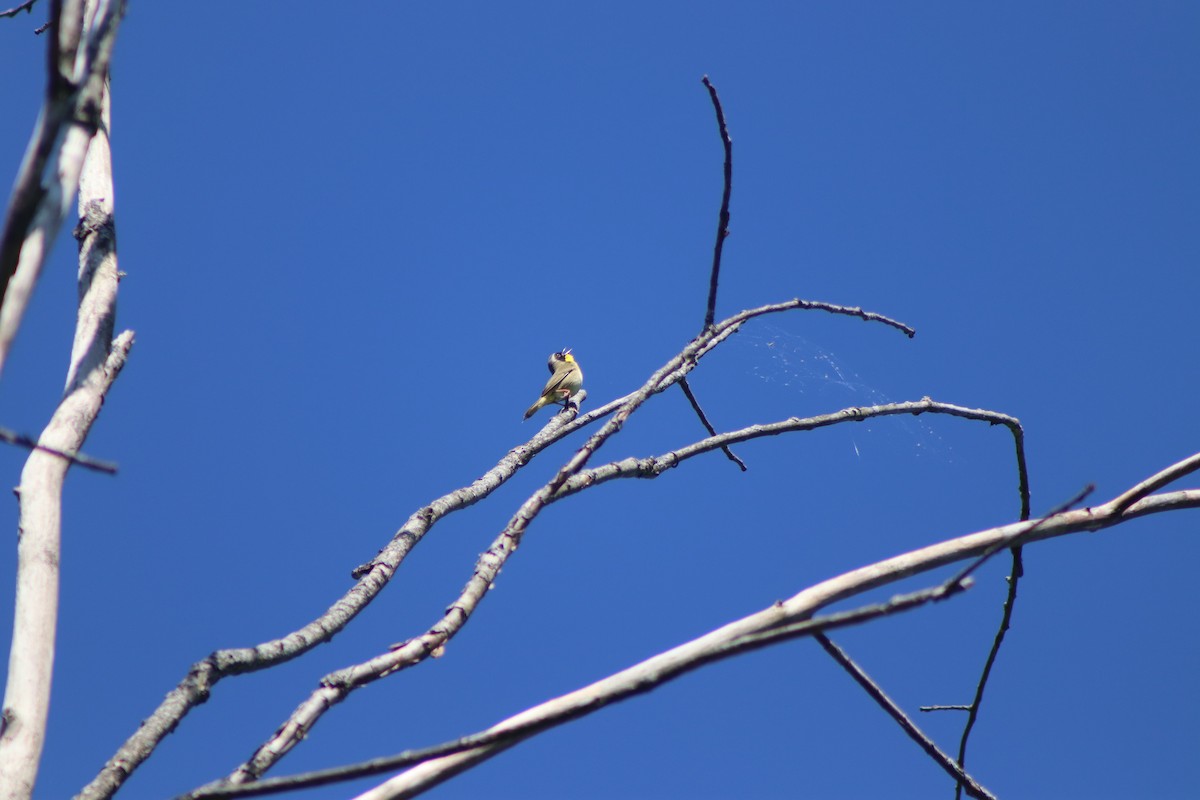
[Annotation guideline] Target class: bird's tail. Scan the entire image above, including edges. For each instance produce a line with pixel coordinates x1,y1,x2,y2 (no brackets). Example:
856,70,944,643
523,397,546,420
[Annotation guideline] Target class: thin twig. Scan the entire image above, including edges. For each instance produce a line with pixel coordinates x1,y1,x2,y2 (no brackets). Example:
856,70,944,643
916,398,1025,796
552,400,1025,515
816,634,996,800
953,547,1020,800
913,396,1028,521
0,425,117,473
0,0,38,18
678,377,746,470
701,75,732,330
945,485,1092,589
920,705,971,712
944,490,1095,799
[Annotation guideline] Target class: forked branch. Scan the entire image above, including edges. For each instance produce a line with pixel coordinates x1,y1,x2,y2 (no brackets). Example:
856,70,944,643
200,462,1198,800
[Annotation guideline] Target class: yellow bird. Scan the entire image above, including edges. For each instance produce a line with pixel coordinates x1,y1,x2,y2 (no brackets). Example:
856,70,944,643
523,349,584,419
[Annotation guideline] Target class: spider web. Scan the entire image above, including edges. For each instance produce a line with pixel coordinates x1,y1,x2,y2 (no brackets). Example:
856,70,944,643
728,323,949,461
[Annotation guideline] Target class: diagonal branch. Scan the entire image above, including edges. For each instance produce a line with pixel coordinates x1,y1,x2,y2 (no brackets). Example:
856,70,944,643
0,424,116,473
74,392,592,800
946,485,1091,590
678,377,746,470
816,634,996,800
181,578,983,800
0,0,39,19
1104,451,1200,515
344,479,1200,800
815,491,1092,800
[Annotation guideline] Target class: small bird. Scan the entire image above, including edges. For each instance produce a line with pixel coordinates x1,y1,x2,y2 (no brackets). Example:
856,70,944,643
523,348,584,419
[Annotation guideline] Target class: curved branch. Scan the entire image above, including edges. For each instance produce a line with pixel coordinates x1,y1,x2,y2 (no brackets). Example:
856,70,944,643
554,399,1024,508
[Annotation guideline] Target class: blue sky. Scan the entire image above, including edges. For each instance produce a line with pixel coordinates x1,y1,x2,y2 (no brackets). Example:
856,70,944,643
2,3,1199,798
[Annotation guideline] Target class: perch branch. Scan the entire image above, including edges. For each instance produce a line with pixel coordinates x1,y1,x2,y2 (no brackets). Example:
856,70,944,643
74,390,590,800
82,296,913,797
214,398,1022,785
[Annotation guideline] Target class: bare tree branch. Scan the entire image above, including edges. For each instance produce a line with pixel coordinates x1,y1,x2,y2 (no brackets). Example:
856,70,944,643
344,476,1200,800
701,75,732,330
0,0,124,380
677,377,746,470
910,396,1030,521
0,0,38,19
817,634,996,800
825,488,1092,799
941,484,1094,797
79,295,914,799
551,400,1022,506
947,485,1092,590
213,397,1023,786
0,425,116,472
181,578,984,800
73,392,589,800
1105,451,1200,515
953,547,1020,800
0,53,131,799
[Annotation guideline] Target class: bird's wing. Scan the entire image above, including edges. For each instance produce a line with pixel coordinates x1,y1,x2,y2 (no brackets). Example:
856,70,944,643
542,366,574,396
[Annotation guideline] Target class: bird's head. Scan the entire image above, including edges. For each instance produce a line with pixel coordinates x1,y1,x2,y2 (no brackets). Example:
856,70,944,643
548,348,576,370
